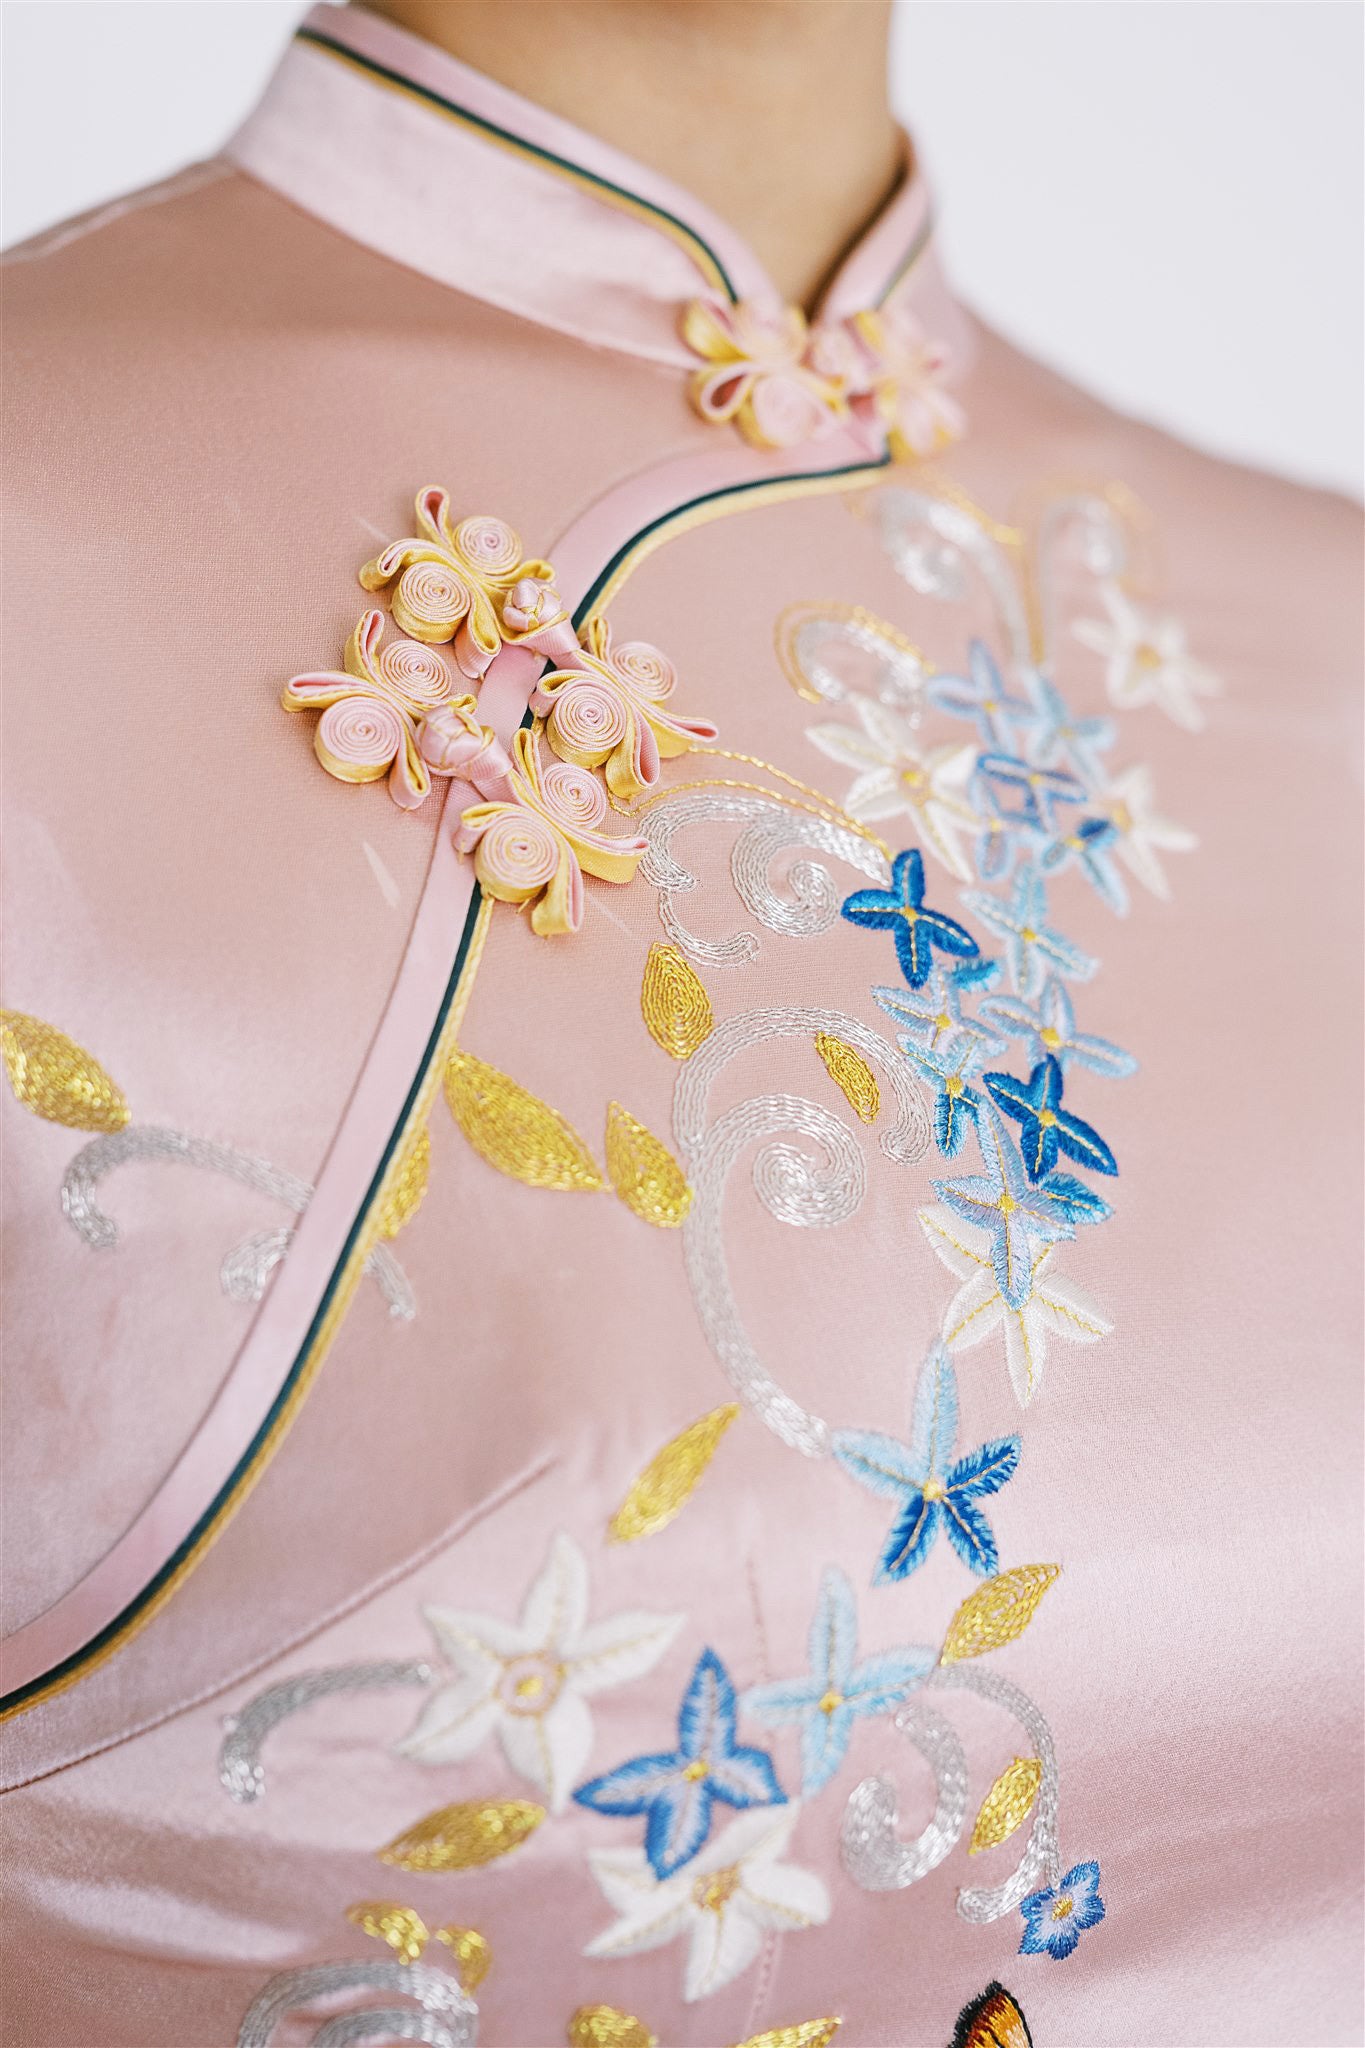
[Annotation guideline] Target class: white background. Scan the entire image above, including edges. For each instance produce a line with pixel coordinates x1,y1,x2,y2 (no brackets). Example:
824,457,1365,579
2,0,1361,498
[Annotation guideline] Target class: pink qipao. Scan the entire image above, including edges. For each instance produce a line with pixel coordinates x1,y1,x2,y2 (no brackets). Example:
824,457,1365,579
1,8,1361,2048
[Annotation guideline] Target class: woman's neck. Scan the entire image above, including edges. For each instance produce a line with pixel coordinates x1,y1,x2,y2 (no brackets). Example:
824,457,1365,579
364,1,902,310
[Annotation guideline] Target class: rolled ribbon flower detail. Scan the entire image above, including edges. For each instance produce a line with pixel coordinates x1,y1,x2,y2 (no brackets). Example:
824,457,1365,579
530,617,717,805
360,488,557,681
453,727,648,937
680,295,848,451
840,307,966,460
417,693,518,801
282,609,450,809
500,575,580,667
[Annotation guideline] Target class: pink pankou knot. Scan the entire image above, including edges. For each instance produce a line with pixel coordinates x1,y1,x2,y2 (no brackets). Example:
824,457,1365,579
282,489,717,936
680,294,964,459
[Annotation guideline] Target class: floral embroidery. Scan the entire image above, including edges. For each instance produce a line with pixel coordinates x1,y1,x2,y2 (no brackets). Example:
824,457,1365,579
931,1105,1077,1309
927,641,1039,753
359,489,557,680
1072,581,1219,730
1098,762,1198,899
873,964,1006,1058
1018,1859,1106,1959
805,700,979,878
960,866,1096,1000
900,1030,999,1158
1037,814,1127,914
395,1532,683,1813
680,297,847,451
574,1647,785,1880
832,1343,1021,1582
982,1055,1118,1183
841,847,979,987
979,973,1135,1079
973,752,1085,836
583,1804,830,2003
1027,672,1115,787
742,1565,934,1794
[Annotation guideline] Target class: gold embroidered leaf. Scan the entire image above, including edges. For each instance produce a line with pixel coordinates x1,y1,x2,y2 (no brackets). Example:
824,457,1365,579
433,1924,492,1991
378,1798,545,1871
445,1052,603,1191
0,1010,130,1133
731,2023,842,2048
377,1122,431,1240
604,1102,692,1227
345,1900,429,1964
641,943,713,1060
567,2007,658,2048
969,1756,1042,1854
814,1032,880,1124
939,1565,1061,1665
607,1403,740,1543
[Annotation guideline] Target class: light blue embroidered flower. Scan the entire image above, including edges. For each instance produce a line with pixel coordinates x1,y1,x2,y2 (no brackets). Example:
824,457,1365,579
872,965,1007,1056
1027,672,1116,791
961,867,1097,1000
983,1055,1119,1183
927,640,1038,753
1038,816,1128,915
901,1032,995,1158
980,974,1136,1079
951,954,1003,994
975,753,1087,835
972,805,1038,884
742,1566,934,1795
1018,1860,1106,1959
932,1105,1074,1307
841,848,979,989
573,1648,784,1880
832,1342,1021,1582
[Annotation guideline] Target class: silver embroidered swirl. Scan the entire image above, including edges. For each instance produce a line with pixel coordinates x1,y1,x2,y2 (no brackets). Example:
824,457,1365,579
875,488,1032,671
236,1961,476,2048
789,611,928,712
219,1660,433,1803
839,1663,1061,1920
639,790,889,966
672,1007,930,1456
61,1125,416,1320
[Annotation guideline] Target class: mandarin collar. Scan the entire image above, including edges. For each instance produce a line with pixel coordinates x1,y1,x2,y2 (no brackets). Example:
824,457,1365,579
225,3,974,447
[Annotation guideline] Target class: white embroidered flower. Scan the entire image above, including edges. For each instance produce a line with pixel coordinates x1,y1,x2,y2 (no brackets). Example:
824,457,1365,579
1098,763,1198,900
1071,583,1219,732
919,1203,1112,1409
395,1532,683,1811
806,697,979,879
583,1803,829,2003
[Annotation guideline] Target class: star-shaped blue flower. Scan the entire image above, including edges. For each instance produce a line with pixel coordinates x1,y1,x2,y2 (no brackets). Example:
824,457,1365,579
1027,672,1116,790
842,847,979,989
1019,1860,1106,1960
1039,816,1128,915
573,1648,784,1879
833,1343,1021,1582
983,1054,1119,1183
872,965,1007,1056
901,1032,996,1157
979,975,1136,1079
927,640,1038,753
933,1105,1089,1307
951,954,1003,993
961,866,1096,1000
976,753,1087,835
743,1566,934,1795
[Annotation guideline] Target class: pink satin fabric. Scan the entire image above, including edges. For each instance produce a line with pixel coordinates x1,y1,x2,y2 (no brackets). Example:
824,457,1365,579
2,9,1361,2048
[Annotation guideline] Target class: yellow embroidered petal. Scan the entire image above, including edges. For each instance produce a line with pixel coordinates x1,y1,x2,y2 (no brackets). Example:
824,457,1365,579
641,943,713,1061
567,2008,658,2048
444,1053,603,1191
604,1102,693,1227
607,1403,740,1544
731,2023,842,2048
433,1925,492,1991
814,1032,880,1124
939,1565,1061,1665
378,1799,545,1871
376,1123,431,1240
0,1011,130,1133
345,1901,429,1964
969,1756,1043,1854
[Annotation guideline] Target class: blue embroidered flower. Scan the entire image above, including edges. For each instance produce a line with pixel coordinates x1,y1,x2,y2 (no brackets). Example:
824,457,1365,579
1027,672,1116,791
1039,816,1128,915
961,867,1096,1000
901,1033,995,1158
742,1566,934,1795
980,974,1136,1080
951,954,1003,994
927,640,1038,754
972,807,1036,884
872,965,1006,1056
983,1055,1118,1183
932,1105,1076,1307
976,754,1086,835
1018,1860,1106,1960
574,1648,784,1879
842,848,979,989
832,1343,1021,1581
